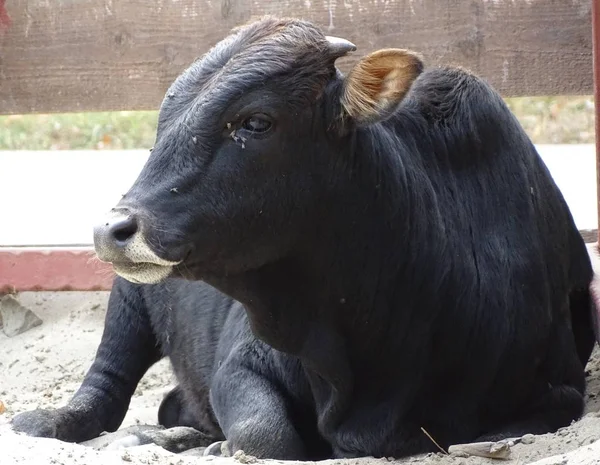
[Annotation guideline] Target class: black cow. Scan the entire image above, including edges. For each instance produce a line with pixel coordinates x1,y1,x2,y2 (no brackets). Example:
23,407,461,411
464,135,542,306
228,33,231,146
12,16,600,460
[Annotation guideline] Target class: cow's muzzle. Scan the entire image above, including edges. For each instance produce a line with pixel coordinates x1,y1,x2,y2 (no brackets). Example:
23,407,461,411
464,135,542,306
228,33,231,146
93,208,181,284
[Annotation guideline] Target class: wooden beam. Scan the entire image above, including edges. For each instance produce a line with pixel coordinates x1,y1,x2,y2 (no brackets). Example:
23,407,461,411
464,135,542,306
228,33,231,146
593,0,600,239
0,0,594,115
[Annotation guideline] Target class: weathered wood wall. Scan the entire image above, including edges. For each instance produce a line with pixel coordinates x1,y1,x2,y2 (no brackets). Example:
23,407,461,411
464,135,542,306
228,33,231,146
0,0,594,115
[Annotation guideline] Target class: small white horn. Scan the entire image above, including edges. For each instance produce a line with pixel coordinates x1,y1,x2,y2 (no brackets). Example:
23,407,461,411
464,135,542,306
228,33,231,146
325,35,357,56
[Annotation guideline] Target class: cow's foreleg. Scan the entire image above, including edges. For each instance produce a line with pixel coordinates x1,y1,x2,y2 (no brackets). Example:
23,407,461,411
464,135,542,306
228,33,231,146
206,352,308,460
12,278,162,443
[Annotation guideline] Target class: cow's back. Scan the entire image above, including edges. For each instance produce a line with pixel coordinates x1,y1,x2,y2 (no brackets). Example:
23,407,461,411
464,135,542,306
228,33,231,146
376,66,595,436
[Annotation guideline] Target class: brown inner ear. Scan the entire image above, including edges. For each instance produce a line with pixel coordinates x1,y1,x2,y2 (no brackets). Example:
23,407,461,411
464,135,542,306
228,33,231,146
342,49,423,121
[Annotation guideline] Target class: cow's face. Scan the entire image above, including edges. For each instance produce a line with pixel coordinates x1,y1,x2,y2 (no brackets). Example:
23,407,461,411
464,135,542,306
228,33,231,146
93,17,423,284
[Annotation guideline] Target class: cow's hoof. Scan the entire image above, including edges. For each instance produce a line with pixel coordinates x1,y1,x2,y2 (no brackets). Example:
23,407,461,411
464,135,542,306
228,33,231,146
158,386,202,430
85,425,214,454
204,440,231,457
82,425,165,450
144,426,215,454
11,409,59,438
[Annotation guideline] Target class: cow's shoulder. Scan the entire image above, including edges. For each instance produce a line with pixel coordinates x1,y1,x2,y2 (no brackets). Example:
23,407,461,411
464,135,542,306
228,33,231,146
407,65,499,114
398,65,531,170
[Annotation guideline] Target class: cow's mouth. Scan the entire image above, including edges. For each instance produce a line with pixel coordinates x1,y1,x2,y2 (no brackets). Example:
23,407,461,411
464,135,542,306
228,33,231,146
94,209,184,285
110,261,175,284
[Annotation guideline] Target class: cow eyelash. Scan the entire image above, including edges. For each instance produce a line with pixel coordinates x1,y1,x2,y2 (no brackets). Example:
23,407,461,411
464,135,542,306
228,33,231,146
225,114,273,137
241,115,272,134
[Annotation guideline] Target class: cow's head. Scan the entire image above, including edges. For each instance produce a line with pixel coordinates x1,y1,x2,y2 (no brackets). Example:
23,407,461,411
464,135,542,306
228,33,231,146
93,17,423,284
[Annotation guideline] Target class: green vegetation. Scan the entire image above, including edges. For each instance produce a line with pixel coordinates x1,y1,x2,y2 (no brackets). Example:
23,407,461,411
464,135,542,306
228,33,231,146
504,96,595,145
0,96,595,150
0,111,158,150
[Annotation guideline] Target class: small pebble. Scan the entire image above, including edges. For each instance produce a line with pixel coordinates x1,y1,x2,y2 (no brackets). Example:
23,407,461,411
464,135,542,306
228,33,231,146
521,433,536,444
580,436,597,446
233,450,257,464
1,295,43,337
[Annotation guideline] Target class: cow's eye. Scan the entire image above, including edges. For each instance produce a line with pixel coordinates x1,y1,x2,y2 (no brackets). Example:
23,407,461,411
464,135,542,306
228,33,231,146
241,115,272,134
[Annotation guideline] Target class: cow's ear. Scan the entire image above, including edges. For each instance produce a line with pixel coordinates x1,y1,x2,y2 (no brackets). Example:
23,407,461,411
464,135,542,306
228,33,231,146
340,49,424,125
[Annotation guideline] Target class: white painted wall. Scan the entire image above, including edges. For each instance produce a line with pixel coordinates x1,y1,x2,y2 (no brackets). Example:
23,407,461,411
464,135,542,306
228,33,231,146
0,144,596,246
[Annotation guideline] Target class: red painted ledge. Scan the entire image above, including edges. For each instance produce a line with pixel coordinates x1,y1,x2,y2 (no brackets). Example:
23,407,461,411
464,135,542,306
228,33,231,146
0,232,598,293
0,247,114,292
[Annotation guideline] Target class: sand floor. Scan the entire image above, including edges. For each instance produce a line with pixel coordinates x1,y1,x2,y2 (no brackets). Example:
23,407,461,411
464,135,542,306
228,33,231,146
1,291,600,465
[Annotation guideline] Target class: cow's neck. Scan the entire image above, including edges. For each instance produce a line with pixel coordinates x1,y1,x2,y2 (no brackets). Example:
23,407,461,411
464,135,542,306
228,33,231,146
206,262,355,435
204,126,429,432
213,121,429,345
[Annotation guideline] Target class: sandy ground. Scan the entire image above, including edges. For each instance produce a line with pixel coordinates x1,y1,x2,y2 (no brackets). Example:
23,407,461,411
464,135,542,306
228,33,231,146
1,291,600,465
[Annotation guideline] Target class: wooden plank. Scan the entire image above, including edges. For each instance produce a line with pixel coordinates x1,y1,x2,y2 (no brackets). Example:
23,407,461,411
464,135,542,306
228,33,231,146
0,0,594,115
594,0,600,236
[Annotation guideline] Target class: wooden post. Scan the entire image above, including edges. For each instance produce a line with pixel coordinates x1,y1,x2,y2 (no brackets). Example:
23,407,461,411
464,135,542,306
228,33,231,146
594,0,600,241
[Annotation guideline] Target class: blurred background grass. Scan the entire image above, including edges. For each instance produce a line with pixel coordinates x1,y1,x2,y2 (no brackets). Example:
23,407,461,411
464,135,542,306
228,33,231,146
0,96,595,150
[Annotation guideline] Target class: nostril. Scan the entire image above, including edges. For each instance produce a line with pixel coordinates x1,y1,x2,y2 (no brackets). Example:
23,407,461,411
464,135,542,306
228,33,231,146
109,216,138,245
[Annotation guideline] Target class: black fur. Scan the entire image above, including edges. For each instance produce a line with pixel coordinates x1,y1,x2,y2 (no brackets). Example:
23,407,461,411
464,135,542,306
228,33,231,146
12,17,597,460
